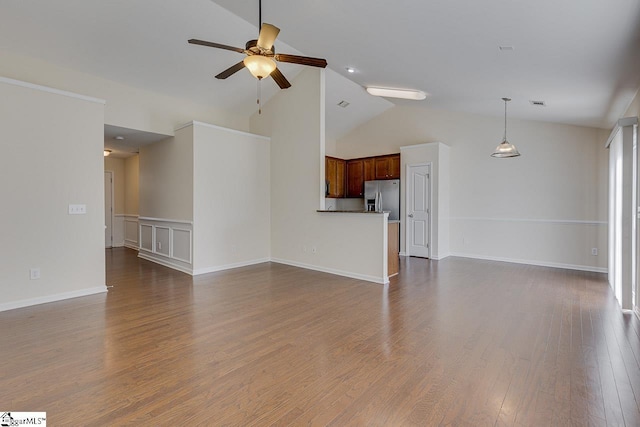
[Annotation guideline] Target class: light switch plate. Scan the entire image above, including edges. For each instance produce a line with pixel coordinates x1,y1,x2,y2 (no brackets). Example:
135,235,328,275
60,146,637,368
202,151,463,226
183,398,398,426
69,204,87,214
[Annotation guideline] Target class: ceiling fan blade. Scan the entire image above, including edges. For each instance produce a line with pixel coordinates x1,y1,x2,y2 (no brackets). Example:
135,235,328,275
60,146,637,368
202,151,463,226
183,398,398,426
257,23,280,51
215,61,246,79
270,67,291,89
188,39,245,54
274,53,327,68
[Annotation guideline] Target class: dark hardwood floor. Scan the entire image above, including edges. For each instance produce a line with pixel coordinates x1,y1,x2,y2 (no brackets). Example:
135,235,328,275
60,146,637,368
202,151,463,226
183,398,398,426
1,248,639,426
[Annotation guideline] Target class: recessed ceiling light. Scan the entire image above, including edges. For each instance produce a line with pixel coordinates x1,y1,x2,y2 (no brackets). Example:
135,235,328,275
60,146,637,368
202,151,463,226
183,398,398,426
499,46,514,51
365,87,427,100
337,100,350,108
115,136,125,140
345,67,356,73
529,100,546,106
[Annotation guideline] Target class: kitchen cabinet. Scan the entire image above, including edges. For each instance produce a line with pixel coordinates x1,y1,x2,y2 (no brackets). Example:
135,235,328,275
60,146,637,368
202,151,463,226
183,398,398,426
346,158,375,198
325,156,345,198
374,154,400,180
332,154,399,198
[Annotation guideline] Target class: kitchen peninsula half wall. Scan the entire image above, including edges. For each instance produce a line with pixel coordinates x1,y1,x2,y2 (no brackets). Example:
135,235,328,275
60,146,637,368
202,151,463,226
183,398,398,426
315,210,398,281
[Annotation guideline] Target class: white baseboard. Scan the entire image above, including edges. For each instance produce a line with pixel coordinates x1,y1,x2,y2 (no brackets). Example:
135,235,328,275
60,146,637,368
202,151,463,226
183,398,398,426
138,251,193,275
0,286,108,312
399,252,450,260
449,251,607,273
271,258,388,285
124,242,139,250
192,258,271,275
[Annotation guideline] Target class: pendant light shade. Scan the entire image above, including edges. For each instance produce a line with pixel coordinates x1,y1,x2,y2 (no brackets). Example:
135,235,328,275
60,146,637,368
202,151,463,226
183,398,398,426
243,55,276,80
491,98,520,158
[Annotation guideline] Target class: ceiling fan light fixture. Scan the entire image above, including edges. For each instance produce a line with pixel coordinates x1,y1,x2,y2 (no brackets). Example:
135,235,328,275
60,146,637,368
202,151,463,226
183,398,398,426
365,87,427,100
243,55,276,80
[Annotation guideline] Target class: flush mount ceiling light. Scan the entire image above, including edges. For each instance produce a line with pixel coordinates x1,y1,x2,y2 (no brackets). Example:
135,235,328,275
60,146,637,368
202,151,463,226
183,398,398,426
115,136,125,140
345,67,356,73
366,87,427,100
491,97,521,158
104,150,112,157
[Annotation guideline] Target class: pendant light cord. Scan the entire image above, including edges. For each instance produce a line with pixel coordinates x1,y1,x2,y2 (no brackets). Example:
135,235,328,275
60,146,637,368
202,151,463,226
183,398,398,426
502,98,511,142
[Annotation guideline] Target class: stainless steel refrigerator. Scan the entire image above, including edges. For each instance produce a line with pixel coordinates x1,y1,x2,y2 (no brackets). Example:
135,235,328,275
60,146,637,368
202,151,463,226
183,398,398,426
364,179,400,220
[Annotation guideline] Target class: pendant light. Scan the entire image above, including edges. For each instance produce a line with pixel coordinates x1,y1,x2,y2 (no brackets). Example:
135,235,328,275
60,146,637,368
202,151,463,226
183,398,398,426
491,97,520,158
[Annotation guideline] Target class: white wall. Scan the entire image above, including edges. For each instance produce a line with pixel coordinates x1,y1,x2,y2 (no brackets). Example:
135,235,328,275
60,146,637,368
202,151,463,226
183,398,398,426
624,89,640,118
400,142,450,259
0,77,106,311
0,50,249,137
124,155,139,216
139,133,193,222
191,122,271,274
104,155,139,248
338,105,608,272
104,157,125,214
250,69,388,283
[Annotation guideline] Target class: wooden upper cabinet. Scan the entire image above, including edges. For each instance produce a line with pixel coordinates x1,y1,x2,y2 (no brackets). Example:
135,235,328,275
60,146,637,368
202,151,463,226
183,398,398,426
374,154,400,179
364,158,375,181
388,154,400,179
335,159,345,197
346,159,365,198
328,153,399,199
325,156,345,198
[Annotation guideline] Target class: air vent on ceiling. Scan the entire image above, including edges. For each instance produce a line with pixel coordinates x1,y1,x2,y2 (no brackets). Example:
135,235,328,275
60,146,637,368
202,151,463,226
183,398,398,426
337,100,350,108
529,100,546,106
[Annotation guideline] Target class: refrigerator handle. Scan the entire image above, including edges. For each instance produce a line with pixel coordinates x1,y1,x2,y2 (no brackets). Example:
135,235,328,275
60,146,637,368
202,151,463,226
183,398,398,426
377,191,382,212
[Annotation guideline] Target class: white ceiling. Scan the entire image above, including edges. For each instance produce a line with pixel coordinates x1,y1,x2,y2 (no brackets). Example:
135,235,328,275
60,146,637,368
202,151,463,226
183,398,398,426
2,0,640,146
104,124,171,158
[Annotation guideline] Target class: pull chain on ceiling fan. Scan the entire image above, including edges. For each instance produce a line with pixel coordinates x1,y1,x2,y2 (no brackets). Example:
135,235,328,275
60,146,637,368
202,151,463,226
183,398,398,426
188,0,327,92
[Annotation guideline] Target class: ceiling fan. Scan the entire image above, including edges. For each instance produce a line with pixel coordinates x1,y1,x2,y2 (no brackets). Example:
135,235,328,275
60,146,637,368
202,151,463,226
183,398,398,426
188,0,327,89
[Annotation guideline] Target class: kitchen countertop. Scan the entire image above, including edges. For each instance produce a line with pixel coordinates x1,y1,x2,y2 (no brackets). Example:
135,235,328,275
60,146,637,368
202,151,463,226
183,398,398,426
317,210,399,224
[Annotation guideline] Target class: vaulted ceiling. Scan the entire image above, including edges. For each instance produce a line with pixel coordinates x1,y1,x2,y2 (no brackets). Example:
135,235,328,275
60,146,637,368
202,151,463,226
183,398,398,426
2,0,640,140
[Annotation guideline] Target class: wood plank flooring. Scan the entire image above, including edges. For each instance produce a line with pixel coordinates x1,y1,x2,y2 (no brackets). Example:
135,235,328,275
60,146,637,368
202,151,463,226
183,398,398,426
1,248,640,426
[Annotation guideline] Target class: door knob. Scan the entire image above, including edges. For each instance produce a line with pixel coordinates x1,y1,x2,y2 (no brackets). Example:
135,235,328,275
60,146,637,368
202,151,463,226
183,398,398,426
408,214,414,218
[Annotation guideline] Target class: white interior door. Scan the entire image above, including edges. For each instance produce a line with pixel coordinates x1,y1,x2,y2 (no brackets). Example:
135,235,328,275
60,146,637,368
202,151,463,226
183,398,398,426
407,164,430,258
105,171,113,248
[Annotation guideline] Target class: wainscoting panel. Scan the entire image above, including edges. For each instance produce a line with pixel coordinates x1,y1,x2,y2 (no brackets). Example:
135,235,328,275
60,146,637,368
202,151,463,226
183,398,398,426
155,227,170,257
112,215,125,247
449,217,607,273
140,224,153,252
172,228,192,264
124,215,139,249
137,217,193,274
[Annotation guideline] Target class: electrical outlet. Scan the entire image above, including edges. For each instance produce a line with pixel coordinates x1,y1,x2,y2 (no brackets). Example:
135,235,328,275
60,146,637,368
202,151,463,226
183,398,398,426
30,268,41,280
591,248,598,256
